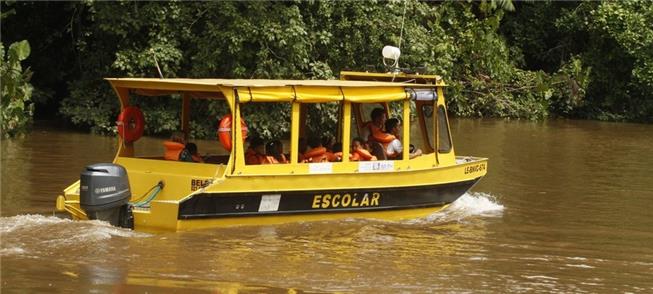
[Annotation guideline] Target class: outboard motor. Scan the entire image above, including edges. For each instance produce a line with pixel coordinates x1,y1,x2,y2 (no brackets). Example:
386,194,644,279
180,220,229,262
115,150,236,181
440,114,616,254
80,163,133,228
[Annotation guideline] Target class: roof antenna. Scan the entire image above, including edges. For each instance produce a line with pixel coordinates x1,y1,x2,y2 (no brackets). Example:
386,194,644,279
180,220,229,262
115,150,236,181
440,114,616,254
398,0,407,54
382,0,408,77
150,49,164,79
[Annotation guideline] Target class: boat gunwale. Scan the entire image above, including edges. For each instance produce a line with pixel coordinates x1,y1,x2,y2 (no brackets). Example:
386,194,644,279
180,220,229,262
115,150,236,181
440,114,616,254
115,155,488,178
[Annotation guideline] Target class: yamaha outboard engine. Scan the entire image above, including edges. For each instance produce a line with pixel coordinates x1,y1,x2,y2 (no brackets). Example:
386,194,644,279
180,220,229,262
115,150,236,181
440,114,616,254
80,163,133,228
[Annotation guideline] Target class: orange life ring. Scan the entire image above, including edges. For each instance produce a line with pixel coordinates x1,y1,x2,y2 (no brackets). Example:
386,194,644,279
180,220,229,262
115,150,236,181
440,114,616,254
116,106,145,143
217,114,248,151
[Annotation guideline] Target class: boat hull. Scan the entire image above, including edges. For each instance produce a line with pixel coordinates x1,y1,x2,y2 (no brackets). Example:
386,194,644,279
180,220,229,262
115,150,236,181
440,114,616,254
169,177,481,230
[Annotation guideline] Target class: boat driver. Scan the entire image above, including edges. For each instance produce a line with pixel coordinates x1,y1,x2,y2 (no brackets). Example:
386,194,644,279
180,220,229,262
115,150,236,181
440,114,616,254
384,118,422,159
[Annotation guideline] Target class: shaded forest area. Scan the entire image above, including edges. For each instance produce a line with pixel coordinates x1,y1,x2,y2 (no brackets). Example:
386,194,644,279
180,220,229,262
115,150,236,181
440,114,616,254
1,1,651,138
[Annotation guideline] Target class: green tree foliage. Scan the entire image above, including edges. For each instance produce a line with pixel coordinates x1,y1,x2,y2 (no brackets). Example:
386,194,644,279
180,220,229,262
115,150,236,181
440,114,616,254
1,40,34,138
502,0,653,122
0,1,650,140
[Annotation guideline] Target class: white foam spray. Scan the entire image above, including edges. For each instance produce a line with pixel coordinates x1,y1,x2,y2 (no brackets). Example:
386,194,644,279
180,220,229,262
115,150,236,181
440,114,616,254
0,214,149,257
408,192,504,224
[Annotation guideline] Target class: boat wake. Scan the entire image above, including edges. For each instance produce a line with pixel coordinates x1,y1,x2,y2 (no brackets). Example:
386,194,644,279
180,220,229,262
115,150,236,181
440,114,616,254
406,192,504,225
445,192,503,216
0,214,149,257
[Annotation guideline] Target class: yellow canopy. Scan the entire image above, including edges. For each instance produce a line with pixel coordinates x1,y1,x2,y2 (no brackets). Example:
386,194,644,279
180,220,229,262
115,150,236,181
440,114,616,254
235,85,409,103
106,78,435,103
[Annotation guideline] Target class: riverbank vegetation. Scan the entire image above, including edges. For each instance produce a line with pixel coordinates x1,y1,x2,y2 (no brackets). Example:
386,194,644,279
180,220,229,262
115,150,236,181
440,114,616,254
1,40,33,138
1,1,651,138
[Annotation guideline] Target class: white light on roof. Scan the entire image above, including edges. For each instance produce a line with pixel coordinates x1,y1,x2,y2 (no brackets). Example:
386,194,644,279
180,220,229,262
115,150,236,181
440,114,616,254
382,46,401,68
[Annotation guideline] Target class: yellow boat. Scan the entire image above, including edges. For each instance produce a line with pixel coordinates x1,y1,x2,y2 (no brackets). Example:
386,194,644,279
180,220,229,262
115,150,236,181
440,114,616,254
55,70,488,232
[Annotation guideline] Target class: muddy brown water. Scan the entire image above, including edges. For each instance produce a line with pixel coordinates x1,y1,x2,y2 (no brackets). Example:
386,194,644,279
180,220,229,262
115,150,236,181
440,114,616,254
1,119,652,293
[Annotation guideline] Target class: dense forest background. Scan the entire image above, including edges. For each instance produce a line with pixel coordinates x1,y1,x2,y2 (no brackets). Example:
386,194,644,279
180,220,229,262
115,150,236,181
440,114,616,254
1,1,652,138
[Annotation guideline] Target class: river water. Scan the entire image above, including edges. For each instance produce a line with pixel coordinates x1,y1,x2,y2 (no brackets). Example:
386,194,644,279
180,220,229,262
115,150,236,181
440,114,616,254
1,119,652,293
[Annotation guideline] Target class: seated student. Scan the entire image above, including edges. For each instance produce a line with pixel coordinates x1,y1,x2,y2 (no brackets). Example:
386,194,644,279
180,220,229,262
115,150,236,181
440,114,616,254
272,139,289,163
364,108,396,145
245,137,266,165
185,142,204,163
350,137,377,161
261,141,280,164
164,132,193,162
321,135,341,162
303,136,328,163
384,118,422,159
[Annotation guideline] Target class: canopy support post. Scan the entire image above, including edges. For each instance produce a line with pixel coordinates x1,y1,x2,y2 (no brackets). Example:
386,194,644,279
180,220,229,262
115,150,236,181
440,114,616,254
290,102,300,164
233,91,245,173
181,93,191,141
402,99,410,162
342,101,352,163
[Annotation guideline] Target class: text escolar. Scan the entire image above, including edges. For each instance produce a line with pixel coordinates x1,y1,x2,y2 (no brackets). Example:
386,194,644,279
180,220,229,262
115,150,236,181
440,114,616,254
312,192,380,209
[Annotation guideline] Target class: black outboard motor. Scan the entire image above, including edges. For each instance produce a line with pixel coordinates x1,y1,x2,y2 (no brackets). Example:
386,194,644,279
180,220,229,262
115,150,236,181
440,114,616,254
80,163,133,228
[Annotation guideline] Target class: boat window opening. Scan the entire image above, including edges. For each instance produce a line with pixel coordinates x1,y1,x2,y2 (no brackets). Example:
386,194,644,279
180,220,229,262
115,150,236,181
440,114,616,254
420,103,435,153
240,102,292,165
128,92,232,165
349,102,410,161
300,102,342,163
437,105,453,153
185,98,233,164
388,101,404,119
402,100,426,160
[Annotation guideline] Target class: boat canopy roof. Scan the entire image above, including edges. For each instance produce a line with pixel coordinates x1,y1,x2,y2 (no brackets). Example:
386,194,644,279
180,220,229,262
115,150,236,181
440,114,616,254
106,77,440,103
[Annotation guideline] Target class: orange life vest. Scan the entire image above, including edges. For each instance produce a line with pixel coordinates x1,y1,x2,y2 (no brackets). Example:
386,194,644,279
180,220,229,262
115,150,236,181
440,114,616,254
163,141,185,161
366,122,395,144
350,148,376,161
245,148,265,165
304,147,327,163
261,156,279,165
325,151,340,162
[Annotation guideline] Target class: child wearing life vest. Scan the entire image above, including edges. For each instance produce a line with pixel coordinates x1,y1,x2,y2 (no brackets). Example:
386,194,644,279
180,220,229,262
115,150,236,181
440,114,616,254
261,140,288,164
272,139,289,163
320,135,342,162
303,136,328,163
164,132,193,162
245,137,266,165
261,141,280,164
331,142,343,162
350,137,377,161
185,142,204,163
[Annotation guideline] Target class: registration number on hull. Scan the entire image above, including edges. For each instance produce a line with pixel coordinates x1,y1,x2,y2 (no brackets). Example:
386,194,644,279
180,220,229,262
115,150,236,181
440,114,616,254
464,163,486,175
